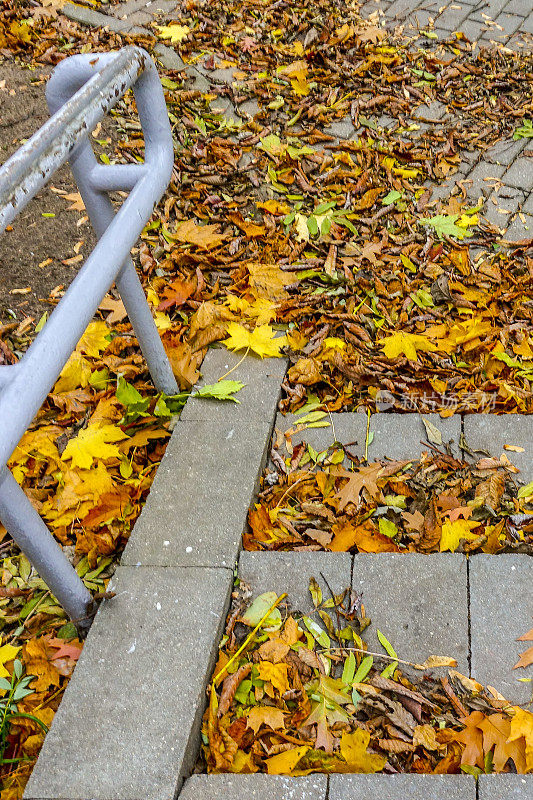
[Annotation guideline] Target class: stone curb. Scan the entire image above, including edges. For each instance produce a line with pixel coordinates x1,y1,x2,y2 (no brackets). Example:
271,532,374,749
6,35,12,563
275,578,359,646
25,352,286,800
121,351,287,568
328,774,476,799
24,565,232,800
62,2,150,34
180,775,327,800
478,774,533,798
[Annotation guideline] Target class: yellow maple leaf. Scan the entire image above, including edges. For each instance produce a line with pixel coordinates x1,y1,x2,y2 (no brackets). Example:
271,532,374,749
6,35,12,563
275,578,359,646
440,518,480,552
264,745,309,775
77,321,110,358
172,219,226,250
380,331,437,361
256,661,289,695
155,23,190,44
0,641,19,680
53,352,92,393
507,707,533,772
291,72,310,96
224,322,285,358
61,424,126,470
339,728,387,772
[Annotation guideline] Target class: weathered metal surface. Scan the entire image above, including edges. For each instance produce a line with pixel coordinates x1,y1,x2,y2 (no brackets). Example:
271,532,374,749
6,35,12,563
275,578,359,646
0,47,178,629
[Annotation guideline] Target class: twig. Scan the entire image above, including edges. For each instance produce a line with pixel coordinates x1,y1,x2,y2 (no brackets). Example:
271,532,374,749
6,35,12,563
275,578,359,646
212,593,287,686
217,346,250,381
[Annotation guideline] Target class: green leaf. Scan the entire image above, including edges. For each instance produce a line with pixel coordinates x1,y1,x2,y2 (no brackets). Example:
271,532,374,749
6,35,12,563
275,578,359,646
382,190,403,206
303,616,330,648
352,655,373,683
57,622,78,640
240,592,282,631
307,216,319,236
513,119,533,140
116,376,150,421
234,678,252,704
380,660,398,679
193,380,245,403
154,395,171,417
518,481,533,499
342,652,356,685
377,629,398,659
0,678,11,693
378,518,398,538
419,214,474,240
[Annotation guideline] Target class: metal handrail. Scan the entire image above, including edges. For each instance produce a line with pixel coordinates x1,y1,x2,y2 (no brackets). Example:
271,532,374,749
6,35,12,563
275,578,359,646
0,47,178,631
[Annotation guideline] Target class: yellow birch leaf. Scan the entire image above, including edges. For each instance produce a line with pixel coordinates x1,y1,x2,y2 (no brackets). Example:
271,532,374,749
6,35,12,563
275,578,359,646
265,745,309,775
379,332,437,361
61,424,126,469
439,518,480,552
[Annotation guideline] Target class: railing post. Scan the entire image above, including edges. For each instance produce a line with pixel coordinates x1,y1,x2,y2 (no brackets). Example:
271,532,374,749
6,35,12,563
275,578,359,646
0,469,93,633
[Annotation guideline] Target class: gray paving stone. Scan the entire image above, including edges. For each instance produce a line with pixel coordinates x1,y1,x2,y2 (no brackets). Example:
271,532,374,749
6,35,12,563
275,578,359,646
483,185,524,228
490,12,523,35
62,2,149,33
413,100,447,121
238,552,351,616
154,42,186,71
478,774,533,799
181,349,287,423
522,14,533,33
108,0,151,18
485,137,527,167
503,0,531,15
180,775,327,800
329,774,476,800
324,117,358,140
24,565,232,800
436,5,470,30
272,412,461,468
504,211,533,241
470,555,533,705
460,17,488,39
368,413,461,459
523,192,533,214
471,0,509,21
352,554,469,673
465,161,505,200
503,158,533,192
122,417,273,568
463,413,533,481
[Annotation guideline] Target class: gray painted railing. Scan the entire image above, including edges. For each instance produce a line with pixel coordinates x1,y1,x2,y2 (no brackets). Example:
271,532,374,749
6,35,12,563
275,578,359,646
0,47,178,631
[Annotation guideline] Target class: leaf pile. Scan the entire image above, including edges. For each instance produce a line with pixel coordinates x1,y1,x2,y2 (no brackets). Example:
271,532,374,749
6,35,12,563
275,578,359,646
203,579,533,775
247,423,533,554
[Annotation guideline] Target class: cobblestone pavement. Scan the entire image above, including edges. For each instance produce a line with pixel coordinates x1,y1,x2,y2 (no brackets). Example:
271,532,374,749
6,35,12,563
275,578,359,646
63,0,533,241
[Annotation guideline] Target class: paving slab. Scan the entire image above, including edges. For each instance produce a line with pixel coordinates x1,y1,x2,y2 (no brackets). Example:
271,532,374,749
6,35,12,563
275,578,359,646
179,775,327,800
478,774,533,799
180,348,287,423
62,2,149,33
463,413,533,482
271,412,461,469
122,417,273,568
368,413,461,459
329,774,476,799
502,157,533,192
24,565,232,800
504,211,533,240
352,554,469,673
238,552,352,616
470,554,533,705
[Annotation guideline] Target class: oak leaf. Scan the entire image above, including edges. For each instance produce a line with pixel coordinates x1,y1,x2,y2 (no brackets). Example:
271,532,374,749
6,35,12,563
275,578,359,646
246,706,285,735
335,464,383,512
514,647,533,670
507,708,533,772
479,713,525,773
